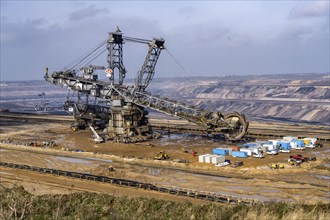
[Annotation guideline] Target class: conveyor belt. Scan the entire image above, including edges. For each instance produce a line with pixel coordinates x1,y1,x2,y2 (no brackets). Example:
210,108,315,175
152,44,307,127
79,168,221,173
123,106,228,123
0,161,253,205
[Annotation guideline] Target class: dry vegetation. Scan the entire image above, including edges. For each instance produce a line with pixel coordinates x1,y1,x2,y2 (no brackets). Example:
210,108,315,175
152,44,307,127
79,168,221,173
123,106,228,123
1,184,329,220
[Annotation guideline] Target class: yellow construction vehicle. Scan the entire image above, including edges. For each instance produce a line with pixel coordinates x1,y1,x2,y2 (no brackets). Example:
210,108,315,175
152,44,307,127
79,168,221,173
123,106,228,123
154,151,170,160
270,164,284,169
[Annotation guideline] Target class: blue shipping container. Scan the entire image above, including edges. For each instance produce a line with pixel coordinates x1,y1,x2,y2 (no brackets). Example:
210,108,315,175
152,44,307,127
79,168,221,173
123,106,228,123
280,145,291,150
232,151,248,158
243,143,257,148
212,148,229,156
291,140,305,147
278,142,291,149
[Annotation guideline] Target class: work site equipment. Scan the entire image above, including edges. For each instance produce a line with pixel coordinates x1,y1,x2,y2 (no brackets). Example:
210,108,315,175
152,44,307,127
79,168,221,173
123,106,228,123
288,158,301,166
182,146,191,153
154,151,170,160
89,124,104,143
290,155,307,162
270,164,284,169
231,161,244,168
44,28,249,142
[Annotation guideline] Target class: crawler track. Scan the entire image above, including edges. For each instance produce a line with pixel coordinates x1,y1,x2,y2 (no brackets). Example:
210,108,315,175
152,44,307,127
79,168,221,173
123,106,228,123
0,161,253,205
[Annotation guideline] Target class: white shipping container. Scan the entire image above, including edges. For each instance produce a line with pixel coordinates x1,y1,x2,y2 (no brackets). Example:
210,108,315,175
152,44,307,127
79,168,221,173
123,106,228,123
269,140,279,146
198,155,204,163
250,147,261,154
261,146,269,152
290,142,298,149
240,148,252,156
205,155,213,163
198,154,211,163
211,155,225,164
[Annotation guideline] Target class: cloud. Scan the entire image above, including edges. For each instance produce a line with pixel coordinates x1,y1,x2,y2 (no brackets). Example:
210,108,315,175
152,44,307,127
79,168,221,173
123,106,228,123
1,1,329,81
178,5,196,15
277,24,313,41
0,14,165,81
169,23,250,49
69,4,109,22
289,1,329,19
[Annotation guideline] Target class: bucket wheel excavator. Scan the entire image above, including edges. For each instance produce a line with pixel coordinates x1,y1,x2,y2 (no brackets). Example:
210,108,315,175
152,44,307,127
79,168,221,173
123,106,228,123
45,28,248,142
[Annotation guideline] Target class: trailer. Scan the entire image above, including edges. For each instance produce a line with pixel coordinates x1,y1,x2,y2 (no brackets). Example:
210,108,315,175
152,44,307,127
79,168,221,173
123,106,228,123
231,151,248,158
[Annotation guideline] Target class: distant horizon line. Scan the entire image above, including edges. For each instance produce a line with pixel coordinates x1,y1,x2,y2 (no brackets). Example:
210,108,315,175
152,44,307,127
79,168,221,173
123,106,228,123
1,72,329,83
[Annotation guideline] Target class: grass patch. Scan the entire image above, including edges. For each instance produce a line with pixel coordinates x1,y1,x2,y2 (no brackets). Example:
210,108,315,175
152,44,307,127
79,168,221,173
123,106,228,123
1,184,329,220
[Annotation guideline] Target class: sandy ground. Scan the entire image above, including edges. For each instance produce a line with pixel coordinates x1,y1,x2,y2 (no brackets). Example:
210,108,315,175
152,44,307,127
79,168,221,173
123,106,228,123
0,167,206,204
0,115,329,204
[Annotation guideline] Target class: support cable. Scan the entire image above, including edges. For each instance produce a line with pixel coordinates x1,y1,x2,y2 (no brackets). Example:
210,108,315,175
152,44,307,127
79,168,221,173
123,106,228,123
63,40,107,71
80,48,107,69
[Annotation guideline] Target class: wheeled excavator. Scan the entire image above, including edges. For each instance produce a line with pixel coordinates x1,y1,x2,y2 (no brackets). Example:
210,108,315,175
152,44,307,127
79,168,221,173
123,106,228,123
45,28,249,143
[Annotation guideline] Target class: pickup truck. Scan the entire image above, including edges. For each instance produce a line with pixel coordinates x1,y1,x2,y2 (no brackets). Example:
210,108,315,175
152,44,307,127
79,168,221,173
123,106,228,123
295,146,305,150
215,161,230,167
266,150,278,155
279,149,290,153
253,153,264,158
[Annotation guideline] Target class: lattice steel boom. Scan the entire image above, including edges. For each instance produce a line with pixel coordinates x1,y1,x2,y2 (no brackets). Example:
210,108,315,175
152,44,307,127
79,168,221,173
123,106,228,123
45,28,248,142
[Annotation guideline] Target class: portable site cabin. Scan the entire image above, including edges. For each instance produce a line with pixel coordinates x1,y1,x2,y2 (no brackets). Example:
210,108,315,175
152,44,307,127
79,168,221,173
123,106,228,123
268,140,280,147
243,143,260,148
232,151,248,158
262,143,274,150
199,154,225,164
198,154,212,163
211,155,225,164
212,148,229,156
290,140,305,149
240,148,252,156
278,141,291,150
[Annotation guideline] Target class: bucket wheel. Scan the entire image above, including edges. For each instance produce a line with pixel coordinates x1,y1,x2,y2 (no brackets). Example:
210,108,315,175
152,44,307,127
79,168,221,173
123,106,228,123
223,112,248,141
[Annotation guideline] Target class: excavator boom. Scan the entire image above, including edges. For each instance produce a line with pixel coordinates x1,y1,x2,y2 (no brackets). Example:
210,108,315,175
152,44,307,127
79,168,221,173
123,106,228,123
44,28,248,141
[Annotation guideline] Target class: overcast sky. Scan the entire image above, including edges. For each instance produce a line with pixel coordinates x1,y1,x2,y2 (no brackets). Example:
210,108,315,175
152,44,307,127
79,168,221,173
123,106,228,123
1,0,329,81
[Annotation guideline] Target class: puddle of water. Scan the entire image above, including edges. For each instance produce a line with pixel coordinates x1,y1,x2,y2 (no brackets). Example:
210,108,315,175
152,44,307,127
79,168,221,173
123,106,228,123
259,189,281,193
43,158,53,164
55,156,90,164
313,174,330,180
190,173,229,182
177,179,188,183
224,185,254,191
148,168,161,176
85,157,113,163
161,133,188,141
211,176,229,181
